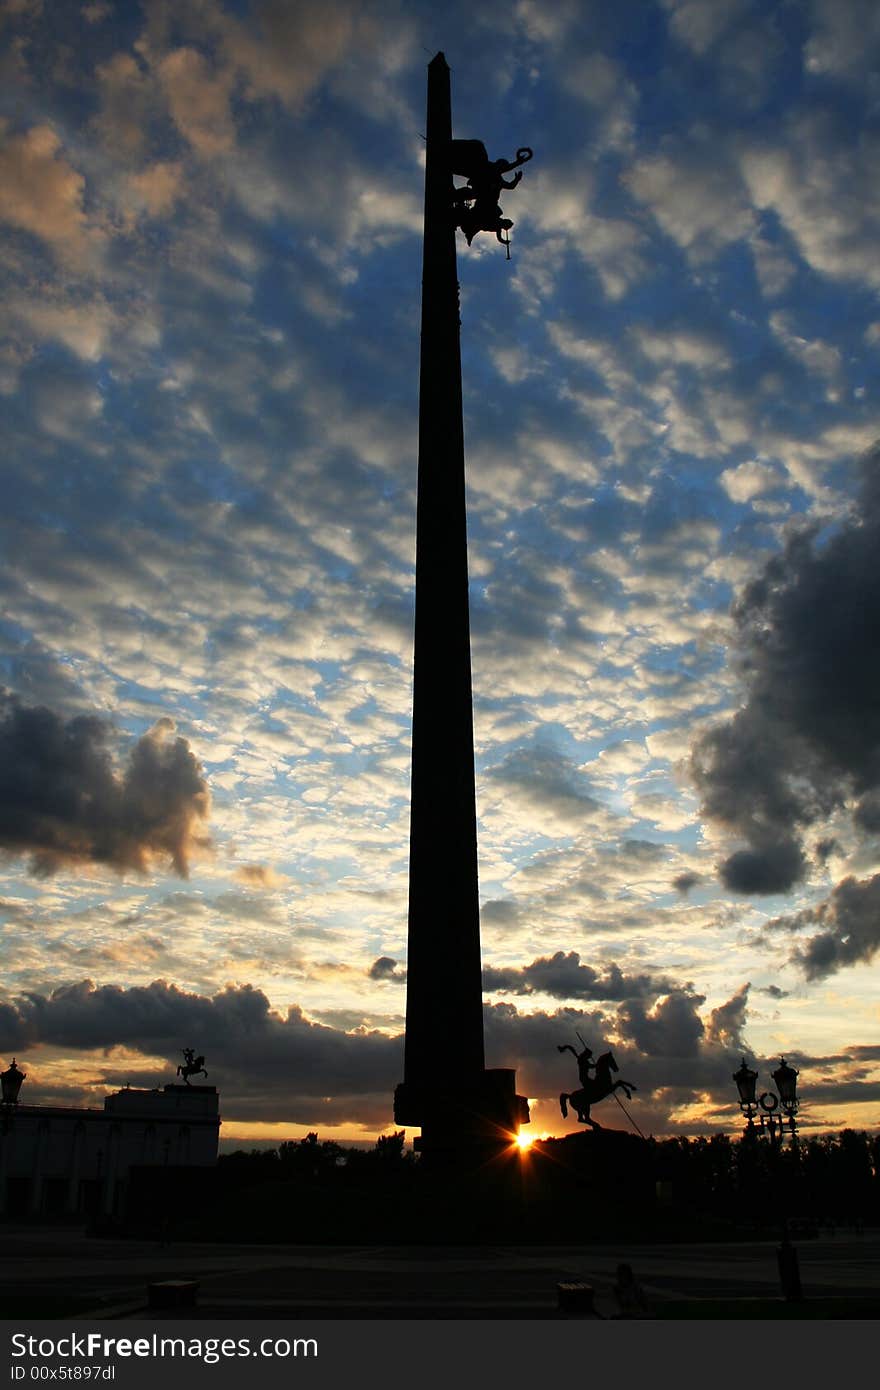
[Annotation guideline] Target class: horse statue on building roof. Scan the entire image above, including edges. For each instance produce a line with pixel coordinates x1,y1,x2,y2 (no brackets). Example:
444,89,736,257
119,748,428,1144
177,1048,208,1085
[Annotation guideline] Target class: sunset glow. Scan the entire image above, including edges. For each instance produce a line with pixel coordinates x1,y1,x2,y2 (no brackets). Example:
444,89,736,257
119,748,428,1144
1,0,879,1144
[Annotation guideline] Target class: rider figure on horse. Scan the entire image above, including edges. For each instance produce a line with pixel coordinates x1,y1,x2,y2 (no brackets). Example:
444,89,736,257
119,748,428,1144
557,1036,638,1128
558,1036,596,1089
177,1048,207,1085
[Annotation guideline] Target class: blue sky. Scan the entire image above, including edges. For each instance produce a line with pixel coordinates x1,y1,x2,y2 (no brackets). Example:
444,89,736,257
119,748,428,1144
1,0,879,1144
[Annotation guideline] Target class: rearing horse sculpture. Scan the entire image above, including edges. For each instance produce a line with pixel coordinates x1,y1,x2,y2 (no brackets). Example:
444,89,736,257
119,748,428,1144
177,1048,208,1085
559,1050,636,1129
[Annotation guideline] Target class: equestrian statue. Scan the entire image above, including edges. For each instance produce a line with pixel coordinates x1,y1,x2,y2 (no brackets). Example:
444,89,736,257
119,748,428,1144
177,1047,208,1085
558,1034,637,1129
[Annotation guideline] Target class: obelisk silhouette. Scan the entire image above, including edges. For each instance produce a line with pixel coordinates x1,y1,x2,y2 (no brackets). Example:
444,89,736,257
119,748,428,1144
393,54,529,1161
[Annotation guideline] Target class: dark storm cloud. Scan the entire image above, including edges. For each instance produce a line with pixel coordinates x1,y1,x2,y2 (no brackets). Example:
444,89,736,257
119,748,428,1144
484,1001,609,1092
0,634,94,717
719,840,806,896
691,448,880,894
0,978,403,1124
481,950,671,1002
484,984,759,1115
672,871,700,895
766,873,880,980
616,987,707,1059
705,983,750,1051
368,956,405,981
805,1077,880,1106
0,974,791,1130
814,837,839,864
0,697,210,876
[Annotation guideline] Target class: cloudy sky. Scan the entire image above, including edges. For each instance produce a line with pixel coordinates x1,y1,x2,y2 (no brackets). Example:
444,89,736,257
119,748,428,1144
2,0,879,1147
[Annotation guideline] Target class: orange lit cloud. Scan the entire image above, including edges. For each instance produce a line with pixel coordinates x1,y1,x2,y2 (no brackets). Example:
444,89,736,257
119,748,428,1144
234,863,287,889
0,123,94,266
157,47,236,156
125,160,183,217
216,0,356,110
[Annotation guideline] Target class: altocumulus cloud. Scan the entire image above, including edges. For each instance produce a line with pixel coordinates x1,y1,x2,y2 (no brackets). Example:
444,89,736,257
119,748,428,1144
0,697,210,877
691,448,880,894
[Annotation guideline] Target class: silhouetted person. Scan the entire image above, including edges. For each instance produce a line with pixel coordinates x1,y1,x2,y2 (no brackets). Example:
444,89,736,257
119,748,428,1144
558,1041,596,1088
777,1234,803,1301
611,1262,650,1318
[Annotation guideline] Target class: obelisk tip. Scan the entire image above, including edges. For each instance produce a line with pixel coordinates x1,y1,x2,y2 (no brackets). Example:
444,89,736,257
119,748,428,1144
429,51,448,69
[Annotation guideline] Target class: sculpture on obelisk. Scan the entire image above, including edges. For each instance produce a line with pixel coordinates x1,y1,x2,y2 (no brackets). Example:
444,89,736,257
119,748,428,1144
393,53,532,1162
451,140,533,255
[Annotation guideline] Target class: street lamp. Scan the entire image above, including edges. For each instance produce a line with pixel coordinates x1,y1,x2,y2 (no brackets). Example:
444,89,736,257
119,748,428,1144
770,1057,800,1143
1,1059,25,1107
733,1056,799,1145
0,1059,26,1220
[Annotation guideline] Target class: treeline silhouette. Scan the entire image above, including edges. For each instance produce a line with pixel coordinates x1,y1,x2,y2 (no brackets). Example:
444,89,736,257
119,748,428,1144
652,1128,879,1231
118,1127,878,1245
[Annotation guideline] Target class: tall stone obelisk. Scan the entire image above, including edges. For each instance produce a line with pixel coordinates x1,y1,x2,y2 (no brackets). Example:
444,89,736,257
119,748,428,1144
393,53,529,1161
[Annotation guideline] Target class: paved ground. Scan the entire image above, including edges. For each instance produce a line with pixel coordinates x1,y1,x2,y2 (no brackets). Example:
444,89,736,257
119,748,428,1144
0,1225,877,1317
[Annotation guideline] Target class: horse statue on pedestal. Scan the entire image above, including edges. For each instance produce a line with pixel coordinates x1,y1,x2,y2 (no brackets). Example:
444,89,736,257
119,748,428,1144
559,1050,636,1128
177,1048,208,1085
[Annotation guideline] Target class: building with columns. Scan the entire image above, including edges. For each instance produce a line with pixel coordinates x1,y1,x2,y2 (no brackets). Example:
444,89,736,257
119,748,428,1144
0,1071,219,1219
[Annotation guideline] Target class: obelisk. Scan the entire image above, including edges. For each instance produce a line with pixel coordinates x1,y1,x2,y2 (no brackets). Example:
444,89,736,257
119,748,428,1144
393,53,529,1161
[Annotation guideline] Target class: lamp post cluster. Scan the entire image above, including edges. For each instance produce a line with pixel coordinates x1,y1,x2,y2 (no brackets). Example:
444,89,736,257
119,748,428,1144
733,1057,800,1145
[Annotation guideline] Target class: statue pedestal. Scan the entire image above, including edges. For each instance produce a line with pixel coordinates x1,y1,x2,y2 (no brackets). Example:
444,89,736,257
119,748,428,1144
546,1128,654,1203
395,1068,529,1169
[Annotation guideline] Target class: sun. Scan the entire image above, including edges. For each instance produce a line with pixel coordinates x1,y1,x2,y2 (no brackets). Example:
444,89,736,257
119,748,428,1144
515,1130,534,1151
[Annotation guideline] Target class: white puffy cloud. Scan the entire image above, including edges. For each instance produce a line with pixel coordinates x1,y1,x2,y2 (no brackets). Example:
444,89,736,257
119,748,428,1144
719,459,784,503
624,144,753,260
739,113,880,287
661,0,751,55
528,165,648,298
769,311,843,383
634,326,731,372
803,0,880,84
